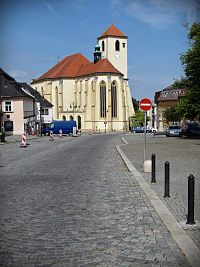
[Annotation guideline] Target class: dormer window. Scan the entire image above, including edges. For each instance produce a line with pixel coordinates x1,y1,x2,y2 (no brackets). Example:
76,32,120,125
115,40,120,51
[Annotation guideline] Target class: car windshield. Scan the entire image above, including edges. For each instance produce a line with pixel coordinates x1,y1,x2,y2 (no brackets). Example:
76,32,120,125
169,126,180,129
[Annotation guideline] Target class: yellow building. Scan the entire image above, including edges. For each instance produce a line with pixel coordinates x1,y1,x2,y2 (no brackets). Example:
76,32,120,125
155,85,187,131
31,25,134,132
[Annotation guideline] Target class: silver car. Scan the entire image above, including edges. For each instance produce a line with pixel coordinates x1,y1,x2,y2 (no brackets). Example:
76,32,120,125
166,125,182,137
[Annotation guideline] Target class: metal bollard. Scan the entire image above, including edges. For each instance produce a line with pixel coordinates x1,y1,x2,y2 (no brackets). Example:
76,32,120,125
151,154,156,183
164,161,170,198
186,174,195,225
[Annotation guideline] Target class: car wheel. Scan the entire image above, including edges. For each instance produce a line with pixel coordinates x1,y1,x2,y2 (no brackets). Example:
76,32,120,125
166,134,169,137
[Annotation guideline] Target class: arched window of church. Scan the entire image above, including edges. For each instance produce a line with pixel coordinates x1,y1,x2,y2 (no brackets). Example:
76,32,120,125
115,40,120,51
100,81,106,118
111,81,117,118
41,87,44,96
102,41,105,52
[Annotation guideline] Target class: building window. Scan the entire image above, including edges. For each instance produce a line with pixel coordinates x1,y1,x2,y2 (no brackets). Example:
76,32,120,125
100,81,106,117
5,101,12,112
111,81,117,117
41,87,44,96
115,40,120,51
102,40,105,51
41,108,49,115
123,43,126,48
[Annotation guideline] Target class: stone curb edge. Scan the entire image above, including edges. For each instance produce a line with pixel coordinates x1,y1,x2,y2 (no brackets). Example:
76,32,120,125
116,141,200,267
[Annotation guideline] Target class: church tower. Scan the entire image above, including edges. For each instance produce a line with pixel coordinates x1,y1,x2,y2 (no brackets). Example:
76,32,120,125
97,24,128,79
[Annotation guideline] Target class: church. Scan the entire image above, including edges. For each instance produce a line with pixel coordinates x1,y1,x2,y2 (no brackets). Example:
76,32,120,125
31,25,134,132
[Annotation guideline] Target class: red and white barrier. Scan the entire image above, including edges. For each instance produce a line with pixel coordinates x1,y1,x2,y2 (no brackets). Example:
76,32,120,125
59,129,63,139
50,131,54,141
20,133,27,147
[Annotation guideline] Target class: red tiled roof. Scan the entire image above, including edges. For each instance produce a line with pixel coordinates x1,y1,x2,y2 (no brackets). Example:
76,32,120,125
33,53,90,82
98,24,127,40
33,54,122,82
76,58,122,77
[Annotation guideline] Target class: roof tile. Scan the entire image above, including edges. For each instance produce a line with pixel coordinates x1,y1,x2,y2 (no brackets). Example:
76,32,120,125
33,53,90,82
33,54,122,82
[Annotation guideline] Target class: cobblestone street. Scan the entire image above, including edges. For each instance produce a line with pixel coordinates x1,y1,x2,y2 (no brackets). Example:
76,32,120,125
0,134,191,266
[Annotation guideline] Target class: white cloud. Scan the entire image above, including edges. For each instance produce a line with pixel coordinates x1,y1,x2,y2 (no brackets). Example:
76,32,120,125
111,0,200,28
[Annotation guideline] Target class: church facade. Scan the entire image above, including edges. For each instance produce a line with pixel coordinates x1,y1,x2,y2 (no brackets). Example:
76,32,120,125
31,25,134,132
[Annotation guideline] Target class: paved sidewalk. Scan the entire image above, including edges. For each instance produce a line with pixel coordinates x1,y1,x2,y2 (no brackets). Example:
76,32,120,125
120,134,200,256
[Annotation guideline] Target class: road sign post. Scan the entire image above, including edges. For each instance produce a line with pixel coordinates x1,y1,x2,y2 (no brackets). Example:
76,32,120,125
139,98,152,162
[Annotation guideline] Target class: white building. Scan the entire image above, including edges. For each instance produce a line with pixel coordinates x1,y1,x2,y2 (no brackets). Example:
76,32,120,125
31,25,134,132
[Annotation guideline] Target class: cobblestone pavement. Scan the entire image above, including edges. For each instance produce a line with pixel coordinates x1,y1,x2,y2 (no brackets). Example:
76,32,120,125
0,134,190,266
121,133,200,249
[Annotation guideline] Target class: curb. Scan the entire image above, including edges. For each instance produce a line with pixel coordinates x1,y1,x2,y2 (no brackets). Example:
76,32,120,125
116,142,200,267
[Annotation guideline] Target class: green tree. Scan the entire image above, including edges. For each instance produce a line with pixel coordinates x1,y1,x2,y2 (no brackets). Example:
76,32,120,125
176,23,200,121
132,97,139,111
163,107,182,125
131,110,150,127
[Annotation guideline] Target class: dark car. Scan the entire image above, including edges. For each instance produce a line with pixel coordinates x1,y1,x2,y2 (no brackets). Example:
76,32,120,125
131,126,144,133
182,122,200,137
166,125,182,137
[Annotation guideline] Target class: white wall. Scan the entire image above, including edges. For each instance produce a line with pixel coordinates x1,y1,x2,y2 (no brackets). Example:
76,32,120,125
99,37,128,79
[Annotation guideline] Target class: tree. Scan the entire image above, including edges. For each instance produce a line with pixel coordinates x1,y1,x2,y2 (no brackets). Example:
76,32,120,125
176,23,200,121
163,107,182,125
132,97,139,111
131,110,150,127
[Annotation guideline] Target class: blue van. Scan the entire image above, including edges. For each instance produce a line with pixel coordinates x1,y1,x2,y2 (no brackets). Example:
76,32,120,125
42,120,77,135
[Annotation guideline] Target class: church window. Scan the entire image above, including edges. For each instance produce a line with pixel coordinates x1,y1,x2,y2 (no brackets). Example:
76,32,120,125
123,43,126,48
111,81,117,118
41,87,44,96
102,41,105,51
115,40,120,51
100,81,106,117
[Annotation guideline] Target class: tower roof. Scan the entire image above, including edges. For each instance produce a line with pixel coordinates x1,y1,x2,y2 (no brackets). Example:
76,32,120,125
98,24,127,40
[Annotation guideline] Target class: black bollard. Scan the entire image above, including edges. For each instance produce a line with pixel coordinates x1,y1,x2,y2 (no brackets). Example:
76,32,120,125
151,154,156,183
164,161,170,198
186,174,195,225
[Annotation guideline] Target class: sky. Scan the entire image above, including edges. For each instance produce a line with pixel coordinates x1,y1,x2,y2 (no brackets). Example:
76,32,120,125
0,0,200,101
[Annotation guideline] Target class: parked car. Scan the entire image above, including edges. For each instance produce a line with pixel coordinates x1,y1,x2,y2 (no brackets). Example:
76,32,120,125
151,128,157,133
131,126,153,133
166,125,182,137
181,122,200,137
131,126,144,133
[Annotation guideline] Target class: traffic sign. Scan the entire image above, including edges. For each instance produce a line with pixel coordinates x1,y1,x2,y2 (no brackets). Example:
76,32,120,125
139,98,152,111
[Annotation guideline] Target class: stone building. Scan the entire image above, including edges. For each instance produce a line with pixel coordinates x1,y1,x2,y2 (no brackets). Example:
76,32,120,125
31,25,134,132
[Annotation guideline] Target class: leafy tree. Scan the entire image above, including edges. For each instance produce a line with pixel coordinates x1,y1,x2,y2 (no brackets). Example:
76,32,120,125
132,97,139,111
131,110,150,127
175,23,200,121
163,107,182,124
